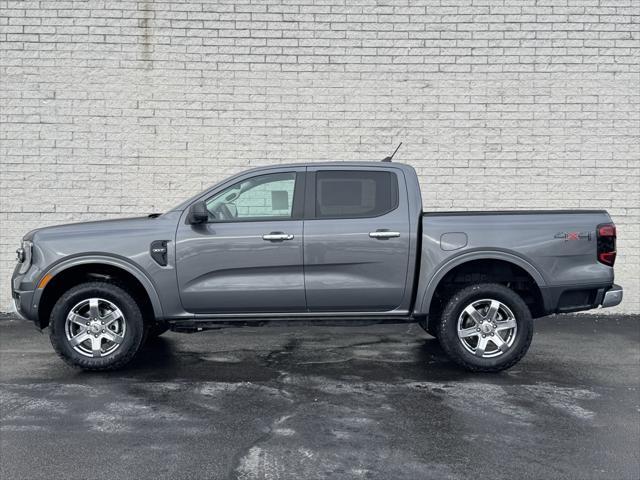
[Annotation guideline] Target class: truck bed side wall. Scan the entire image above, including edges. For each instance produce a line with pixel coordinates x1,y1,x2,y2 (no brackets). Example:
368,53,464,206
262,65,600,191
414,211,615,316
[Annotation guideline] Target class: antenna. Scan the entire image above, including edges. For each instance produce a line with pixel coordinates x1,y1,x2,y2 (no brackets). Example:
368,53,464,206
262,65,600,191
381,142,402,162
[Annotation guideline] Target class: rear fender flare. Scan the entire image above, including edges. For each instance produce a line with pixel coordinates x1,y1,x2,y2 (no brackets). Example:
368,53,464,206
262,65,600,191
416,250,547,315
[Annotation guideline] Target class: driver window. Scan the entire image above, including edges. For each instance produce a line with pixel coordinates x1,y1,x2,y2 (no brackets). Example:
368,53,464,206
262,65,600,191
206,172,296,221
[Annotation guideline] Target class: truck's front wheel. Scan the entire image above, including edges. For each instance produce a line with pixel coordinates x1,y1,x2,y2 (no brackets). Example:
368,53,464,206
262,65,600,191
436,283,533,372
49,282,145,371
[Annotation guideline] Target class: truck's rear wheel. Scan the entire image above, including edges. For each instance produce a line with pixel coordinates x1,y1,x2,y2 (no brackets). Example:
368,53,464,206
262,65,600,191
49,282,145,371
436,283,533,372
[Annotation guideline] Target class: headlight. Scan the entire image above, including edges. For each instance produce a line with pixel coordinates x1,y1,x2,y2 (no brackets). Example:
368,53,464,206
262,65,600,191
16,241,32,274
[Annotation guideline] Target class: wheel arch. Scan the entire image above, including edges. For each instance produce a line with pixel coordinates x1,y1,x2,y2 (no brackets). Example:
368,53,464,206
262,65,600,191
417,251,547,320
35,255,163,329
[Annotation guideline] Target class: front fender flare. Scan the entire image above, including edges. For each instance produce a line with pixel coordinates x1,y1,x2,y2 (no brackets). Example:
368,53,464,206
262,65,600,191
33,254,164,320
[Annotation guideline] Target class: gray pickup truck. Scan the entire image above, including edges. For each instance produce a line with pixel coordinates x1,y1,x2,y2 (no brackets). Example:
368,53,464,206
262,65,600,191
12,161,622,372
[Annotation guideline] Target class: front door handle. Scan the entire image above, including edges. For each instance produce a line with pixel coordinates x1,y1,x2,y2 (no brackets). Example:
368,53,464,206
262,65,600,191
262,232,294,241
369,230,400,239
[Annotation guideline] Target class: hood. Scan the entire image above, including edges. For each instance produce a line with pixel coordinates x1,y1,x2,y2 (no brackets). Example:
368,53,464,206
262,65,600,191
23,215,164,242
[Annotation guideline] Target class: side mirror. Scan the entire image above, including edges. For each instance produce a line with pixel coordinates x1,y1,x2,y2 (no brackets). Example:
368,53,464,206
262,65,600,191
187,201,209,224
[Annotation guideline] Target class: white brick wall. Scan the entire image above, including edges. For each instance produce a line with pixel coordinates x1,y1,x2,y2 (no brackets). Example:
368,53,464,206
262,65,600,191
1,0,638,313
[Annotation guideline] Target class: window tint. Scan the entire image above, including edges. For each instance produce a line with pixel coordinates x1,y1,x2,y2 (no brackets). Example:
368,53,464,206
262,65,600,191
206,172,296,221
315,170,398,219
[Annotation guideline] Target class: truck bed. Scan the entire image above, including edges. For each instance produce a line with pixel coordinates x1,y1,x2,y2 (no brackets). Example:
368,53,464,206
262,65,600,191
417,209,615,316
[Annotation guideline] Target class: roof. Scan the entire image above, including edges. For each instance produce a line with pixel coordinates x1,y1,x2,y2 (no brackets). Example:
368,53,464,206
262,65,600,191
238,161,415,171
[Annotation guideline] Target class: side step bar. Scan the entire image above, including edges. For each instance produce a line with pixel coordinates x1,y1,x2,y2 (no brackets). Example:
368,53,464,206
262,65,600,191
167,315,416,333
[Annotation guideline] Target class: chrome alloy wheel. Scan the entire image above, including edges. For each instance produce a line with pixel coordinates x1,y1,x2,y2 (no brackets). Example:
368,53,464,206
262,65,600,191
65,298,126,358
457,299,517,358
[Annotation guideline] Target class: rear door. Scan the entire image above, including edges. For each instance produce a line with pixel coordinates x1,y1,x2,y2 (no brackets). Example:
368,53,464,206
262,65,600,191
303,167,411,312
175,168,306,313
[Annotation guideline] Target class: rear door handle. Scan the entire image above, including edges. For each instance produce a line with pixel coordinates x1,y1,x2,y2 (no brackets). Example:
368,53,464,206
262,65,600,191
369,230,400,239
262,232,294,241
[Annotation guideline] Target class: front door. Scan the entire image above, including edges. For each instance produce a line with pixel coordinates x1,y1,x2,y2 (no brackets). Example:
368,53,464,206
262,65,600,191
176,169,306,313
303,167,411,311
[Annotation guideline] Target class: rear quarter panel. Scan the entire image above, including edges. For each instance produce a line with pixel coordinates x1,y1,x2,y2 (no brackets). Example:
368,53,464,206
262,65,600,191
415,211,614,314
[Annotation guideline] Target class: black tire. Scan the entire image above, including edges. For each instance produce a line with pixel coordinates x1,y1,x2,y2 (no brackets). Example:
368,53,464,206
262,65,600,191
49,281,145,371
436,283,533,372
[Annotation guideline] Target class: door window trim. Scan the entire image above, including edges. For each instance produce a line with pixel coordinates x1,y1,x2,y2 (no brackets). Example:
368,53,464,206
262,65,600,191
304,169,400,220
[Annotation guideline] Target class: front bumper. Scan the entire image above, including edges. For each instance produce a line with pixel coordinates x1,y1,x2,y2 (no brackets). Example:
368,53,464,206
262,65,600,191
12,288,36,322
601,284,623,308
11,261,39,324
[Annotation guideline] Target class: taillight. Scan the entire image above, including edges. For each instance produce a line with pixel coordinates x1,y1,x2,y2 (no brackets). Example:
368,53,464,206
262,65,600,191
598,224,616,237
597,223,616,266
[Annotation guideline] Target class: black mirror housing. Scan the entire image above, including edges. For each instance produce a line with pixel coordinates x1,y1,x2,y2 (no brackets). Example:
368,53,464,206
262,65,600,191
187,201,209,224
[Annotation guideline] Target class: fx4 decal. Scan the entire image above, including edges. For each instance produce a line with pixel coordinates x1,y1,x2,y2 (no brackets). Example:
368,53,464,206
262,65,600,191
554,231,592,241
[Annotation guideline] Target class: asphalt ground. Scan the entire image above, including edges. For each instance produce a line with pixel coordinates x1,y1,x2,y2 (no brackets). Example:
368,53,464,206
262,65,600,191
1,313,638,480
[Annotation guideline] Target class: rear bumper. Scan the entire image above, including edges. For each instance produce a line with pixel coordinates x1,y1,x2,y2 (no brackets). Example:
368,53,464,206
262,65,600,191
601,284,623,308
541,283,623,315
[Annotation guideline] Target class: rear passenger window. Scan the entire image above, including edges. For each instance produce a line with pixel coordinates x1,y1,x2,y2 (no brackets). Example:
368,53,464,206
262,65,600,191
315,170,398,219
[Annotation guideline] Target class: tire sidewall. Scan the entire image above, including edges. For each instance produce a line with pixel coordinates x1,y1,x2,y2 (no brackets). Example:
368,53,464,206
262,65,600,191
50,282,144,370
438,283,533,370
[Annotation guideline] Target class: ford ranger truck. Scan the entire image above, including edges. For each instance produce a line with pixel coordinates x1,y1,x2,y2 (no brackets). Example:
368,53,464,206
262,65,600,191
11,162,623,372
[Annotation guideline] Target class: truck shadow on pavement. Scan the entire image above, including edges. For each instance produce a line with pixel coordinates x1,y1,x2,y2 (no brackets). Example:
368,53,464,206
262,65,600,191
124,328,466,384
